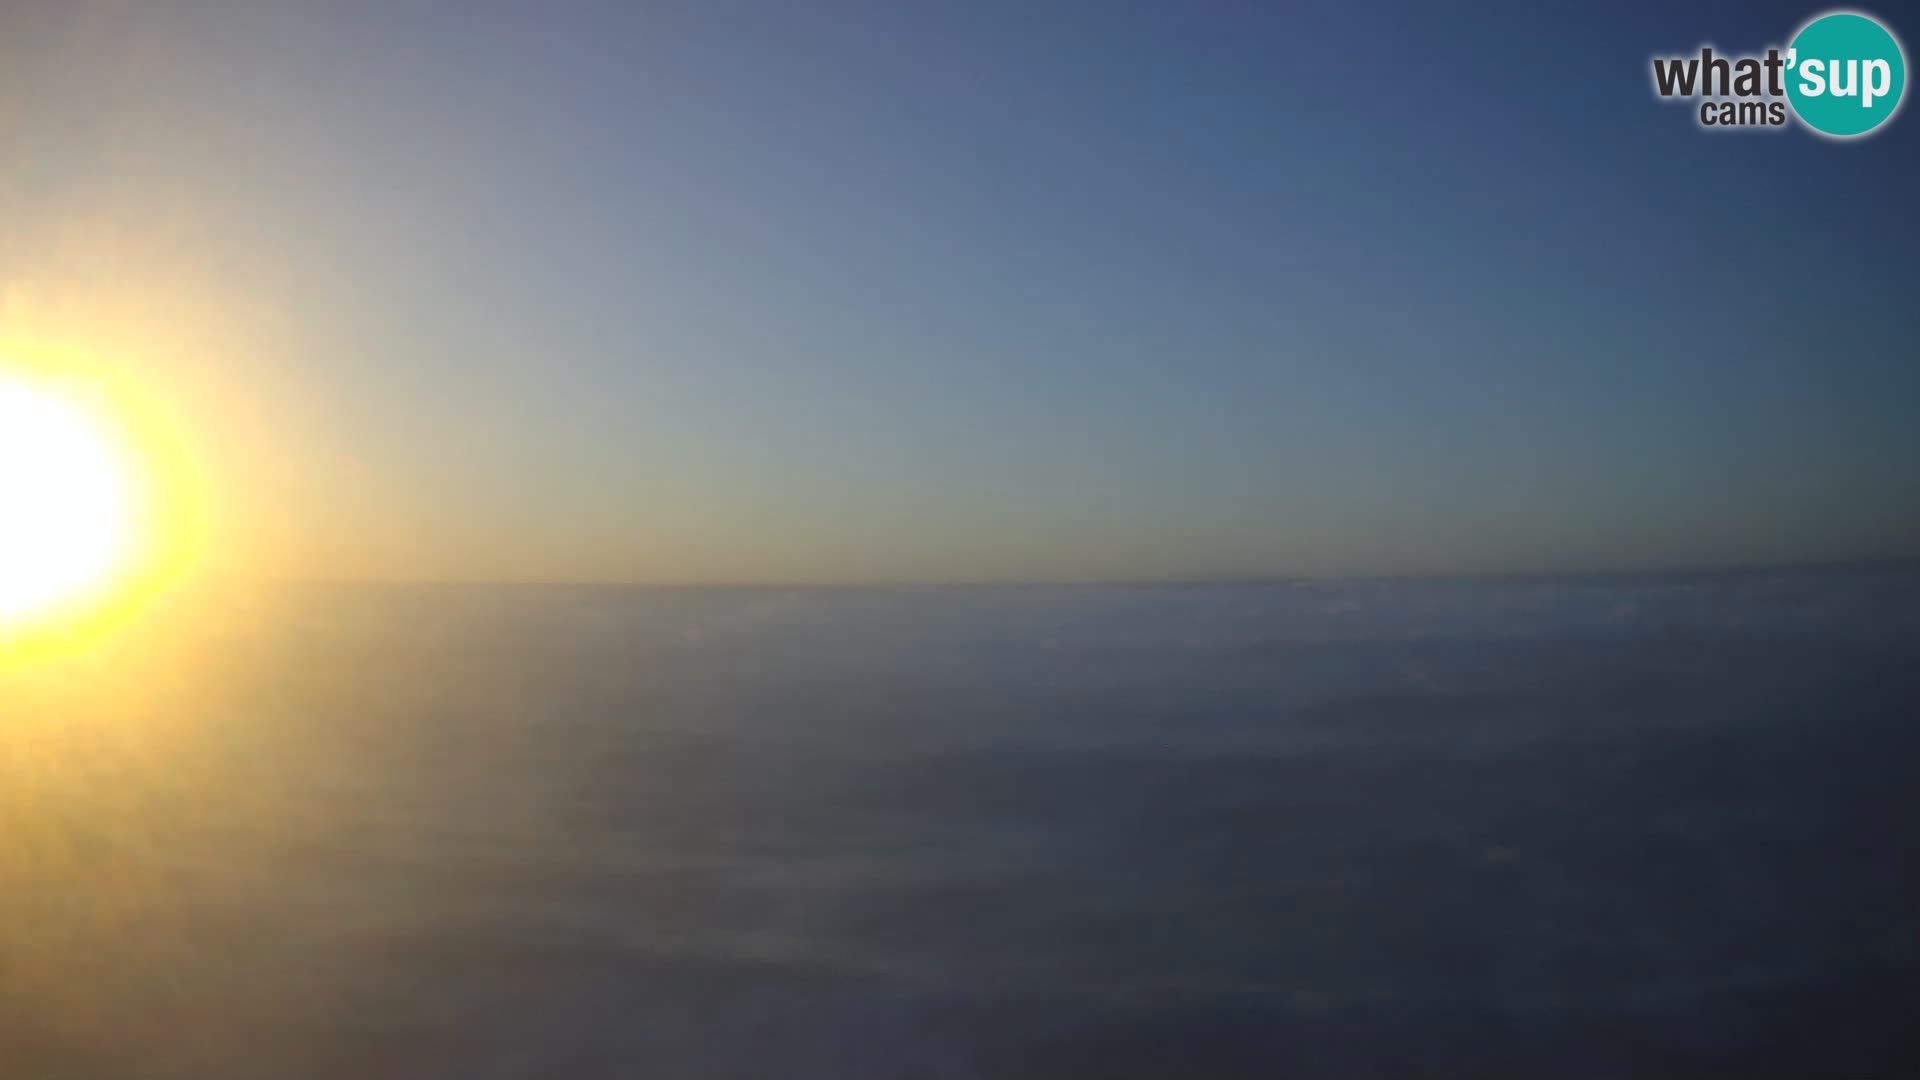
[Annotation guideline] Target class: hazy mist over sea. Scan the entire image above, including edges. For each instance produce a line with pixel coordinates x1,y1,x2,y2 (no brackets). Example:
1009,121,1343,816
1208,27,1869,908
5,568,1918,1078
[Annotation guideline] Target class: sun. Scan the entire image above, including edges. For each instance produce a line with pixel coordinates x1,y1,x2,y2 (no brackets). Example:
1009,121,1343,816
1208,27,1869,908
0,374,136,625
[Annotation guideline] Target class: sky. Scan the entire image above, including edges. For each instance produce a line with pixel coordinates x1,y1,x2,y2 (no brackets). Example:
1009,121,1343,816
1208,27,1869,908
2,0,1917,584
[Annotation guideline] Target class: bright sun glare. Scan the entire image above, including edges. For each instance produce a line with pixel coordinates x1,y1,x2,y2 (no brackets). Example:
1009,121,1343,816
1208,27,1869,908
0,375,134,625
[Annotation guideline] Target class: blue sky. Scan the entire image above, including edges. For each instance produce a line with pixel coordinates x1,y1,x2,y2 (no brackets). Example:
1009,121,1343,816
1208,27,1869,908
2,0,1916,581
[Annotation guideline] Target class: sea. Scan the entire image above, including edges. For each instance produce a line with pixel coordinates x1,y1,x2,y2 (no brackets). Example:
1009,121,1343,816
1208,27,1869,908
3,568,1917,1077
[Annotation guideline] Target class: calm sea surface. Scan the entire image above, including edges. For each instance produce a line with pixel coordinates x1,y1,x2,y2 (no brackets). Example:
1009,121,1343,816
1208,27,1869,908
5,572,1918,1077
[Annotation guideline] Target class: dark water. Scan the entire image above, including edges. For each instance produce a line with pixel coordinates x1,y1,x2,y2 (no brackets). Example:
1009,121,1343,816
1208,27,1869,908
5,572,1919,1077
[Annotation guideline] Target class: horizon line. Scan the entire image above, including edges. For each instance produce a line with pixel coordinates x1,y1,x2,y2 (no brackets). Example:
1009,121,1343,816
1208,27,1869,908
218,554,1920,592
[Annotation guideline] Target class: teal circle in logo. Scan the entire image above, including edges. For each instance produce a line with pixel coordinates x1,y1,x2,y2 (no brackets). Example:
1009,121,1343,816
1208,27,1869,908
1786,12,1907,137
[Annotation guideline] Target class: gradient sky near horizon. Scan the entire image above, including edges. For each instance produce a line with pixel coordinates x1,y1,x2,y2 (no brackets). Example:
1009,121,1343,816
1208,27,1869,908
3,0,1917,583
